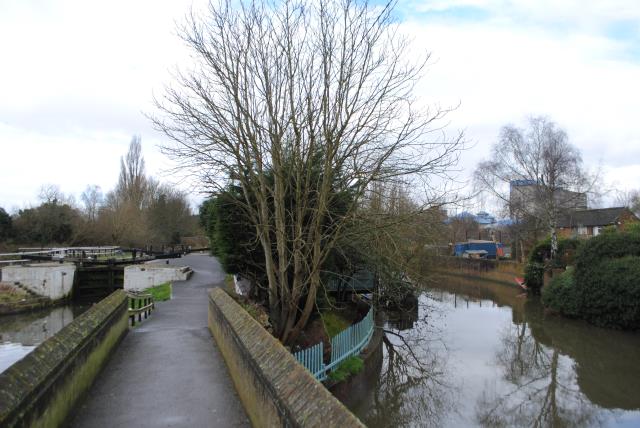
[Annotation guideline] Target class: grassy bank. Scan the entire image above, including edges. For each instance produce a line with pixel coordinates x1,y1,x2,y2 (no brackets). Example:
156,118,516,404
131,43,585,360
145,282,172,301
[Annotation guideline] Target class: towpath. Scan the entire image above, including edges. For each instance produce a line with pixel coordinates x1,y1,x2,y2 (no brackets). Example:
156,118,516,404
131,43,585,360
68,253,249,427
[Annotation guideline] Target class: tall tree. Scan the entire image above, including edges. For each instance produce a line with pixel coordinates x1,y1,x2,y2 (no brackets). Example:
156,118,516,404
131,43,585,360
0,207,12,241
153,0,462,343
475,117,594,259
80,185,103,222
117,135,148,210
147,185,194,245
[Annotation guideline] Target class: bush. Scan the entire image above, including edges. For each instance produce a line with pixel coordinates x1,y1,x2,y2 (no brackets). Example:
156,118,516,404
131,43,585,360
524,237,582,292
575,231,640,286
542,268,580,317
543,230,640,330
576,256,640,329
524,261,545,292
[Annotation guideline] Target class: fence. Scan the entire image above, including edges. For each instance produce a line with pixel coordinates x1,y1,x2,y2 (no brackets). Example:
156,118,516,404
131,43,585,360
294,307,374,381
127,291,155,326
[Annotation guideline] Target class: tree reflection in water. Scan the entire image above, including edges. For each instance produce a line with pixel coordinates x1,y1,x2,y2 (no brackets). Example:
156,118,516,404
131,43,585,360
476,320,605,427
350,277,640,427
360,297,458,428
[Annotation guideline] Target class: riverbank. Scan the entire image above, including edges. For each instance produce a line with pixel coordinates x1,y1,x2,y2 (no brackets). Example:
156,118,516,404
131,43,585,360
430,256,524,287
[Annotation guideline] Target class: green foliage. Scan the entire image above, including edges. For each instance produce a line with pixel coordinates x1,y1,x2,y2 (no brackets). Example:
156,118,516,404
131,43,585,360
0,207,12,241
575,231,640,285
145,282,172,302
542,268,580,317
328,355,364,382
321,311,350,338
543,230,640,329
524,262,545,292
576,256,640,329
201,186,265,279
626,222,640,236
12,202,79,245
524,237,582,292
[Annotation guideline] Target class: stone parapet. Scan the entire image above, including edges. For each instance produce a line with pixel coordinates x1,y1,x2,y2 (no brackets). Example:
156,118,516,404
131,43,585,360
0,290,129,427
208,287,364,427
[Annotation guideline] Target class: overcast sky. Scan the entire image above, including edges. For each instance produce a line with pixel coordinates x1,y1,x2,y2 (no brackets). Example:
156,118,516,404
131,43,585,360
1,0,639,214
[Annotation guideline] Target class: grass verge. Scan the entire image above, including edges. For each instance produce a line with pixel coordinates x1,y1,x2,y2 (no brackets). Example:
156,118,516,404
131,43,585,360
321,311,350,338
145,282,172,301
328,355,364,382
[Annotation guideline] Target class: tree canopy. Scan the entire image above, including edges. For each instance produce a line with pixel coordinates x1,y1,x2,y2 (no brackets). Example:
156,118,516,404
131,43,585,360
154,0,463,343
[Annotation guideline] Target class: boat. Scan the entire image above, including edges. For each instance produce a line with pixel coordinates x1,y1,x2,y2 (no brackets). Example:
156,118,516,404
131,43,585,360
514,277,527,290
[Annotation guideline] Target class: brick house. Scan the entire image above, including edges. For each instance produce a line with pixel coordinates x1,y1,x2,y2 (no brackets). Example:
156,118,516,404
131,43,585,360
556,207,639,238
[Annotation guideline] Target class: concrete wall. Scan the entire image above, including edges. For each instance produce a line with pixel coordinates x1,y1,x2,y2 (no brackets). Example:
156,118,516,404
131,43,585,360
0,290,129,428
432,256,524,287
208,288,364,428
1,263,75,300
124,265,192,291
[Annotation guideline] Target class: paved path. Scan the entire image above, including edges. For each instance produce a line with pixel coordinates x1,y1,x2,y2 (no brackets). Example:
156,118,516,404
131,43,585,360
68,254,249,428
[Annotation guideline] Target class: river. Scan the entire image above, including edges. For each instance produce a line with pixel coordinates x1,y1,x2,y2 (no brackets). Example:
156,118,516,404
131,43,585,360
347,275,640,427
0,304,89,373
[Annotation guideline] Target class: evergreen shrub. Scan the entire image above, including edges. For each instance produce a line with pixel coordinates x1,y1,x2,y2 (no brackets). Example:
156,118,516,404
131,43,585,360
541,268,579,317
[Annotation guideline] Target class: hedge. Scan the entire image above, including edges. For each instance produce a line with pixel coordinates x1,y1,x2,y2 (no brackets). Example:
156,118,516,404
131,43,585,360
541,268,580,318
542,230,640,330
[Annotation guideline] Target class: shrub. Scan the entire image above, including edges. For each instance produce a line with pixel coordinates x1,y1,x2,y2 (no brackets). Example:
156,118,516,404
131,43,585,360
524,261,545,292
543,230,640,330
542,268,580,317
576,256,640,329
524,237,582,292
575,231,640,286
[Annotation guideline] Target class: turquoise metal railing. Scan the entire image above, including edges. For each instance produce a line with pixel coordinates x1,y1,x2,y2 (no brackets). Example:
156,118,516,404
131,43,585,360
294,307,374,381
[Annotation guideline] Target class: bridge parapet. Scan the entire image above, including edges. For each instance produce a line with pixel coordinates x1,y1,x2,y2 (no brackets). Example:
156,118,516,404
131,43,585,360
208,288,364,427
0,290,128,427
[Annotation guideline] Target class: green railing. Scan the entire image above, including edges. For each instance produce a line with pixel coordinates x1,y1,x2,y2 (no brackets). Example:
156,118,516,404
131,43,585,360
294,307,374,381
127,292,155,326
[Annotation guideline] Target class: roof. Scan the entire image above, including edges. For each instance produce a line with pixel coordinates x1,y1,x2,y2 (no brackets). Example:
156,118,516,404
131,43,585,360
556,207,637,228
510,179,536,187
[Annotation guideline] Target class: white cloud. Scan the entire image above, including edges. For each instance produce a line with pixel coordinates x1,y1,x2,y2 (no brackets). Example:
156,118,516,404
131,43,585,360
0,0,639,212
398,10,640,209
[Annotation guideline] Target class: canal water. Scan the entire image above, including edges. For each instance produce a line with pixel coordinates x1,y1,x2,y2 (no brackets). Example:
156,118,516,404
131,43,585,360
0,304,89,374
348,275,640,427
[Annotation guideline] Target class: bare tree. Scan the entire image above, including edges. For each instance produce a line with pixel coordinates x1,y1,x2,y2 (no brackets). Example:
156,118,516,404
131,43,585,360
615,189,640,216
475,117,595,259
80,185,103,222
152,0,463,343
38,184,65,205
117,135,148,210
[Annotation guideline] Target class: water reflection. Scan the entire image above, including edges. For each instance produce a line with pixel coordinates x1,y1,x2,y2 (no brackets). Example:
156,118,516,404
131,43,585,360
349,276,640,427
354,300,457,427
0,304,88,373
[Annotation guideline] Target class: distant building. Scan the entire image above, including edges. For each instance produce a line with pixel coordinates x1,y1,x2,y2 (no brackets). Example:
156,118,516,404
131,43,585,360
556,207,639,238
447,211,496,227
509,180,587,220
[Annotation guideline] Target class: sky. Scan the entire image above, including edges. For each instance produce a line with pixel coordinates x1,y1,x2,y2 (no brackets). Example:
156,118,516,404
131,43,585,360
1,0,639,214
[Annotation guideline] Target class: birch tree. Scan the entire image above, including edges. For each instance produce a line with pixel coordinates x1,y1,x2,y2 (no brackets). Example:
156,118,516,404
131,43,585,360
475,116,594,260
153,0,463,344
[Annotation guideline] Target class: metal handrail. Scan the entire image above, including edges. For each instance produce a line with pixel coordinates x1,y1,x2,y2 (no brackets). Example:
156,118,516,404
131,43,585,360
294,307,374,381
127,292,155,326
